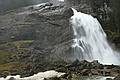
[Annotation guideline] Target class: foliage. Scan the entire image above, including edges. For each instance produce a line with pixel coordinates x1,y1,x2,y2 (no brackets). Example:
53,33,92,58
0,62,24,71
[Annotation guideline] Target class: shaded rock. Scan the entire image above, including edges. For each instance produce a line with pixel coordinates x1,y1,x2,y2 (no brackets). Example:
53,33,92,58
113,36,120,48
113,75,120,80
8,77,15,80
44,77,61,80
91,69,99,75
81,69,91,76
106,78,113,80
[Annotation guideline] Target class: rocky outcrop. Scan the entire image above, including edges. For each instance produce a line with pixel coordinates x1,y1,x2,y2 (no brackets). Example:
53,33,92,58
1,61,120,80
56,60,120,77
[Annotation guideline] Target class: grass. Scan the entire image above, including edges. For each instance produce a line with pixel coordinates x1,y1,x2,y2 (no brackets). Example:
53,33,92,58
0,40,34,73
0,40,34,49
12,40,33,47
0,50,14,57
0,50,15,64
0,62,25,74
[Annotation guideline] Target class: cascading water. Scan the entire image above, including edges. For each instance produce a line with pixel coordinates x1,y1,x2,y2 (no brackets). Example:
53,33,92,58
71,8,120,65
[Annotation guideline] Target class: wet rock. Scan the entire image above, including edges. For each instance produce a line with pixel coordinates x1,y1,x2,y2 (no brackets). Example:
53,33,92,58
91,69,99,75
44,77,61,80
90,60,103,69
106,78,113,80
8,77,15,80
113,36,120,48
81,69,91,76
113,75,120,80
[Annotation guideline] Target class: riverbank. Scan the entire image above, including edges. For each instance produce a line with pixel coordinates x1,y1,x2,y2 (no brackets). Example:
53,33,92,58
0,60,120,79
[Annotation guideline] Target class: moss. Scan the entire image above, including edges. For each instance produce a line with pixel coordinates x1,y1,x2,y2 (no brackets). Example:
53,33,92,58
0,40,34,53
0,62,25,73
0,40,32,76
0,40,34,64
0,40,33,48
0,50,14,57
0,50,15,64
12,40,33,49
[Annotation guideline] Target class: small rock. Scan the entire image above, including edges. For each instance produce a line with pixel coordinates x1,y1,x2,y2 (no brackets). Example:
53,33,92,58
106,78,113,80
91,69,99,75
81,69,91,76
8,77,15,80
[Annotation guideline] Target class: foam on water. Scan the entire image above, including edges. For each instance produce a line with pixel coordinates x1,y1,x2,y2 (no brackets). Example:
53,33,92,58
71,8,120,65
0,70,65,80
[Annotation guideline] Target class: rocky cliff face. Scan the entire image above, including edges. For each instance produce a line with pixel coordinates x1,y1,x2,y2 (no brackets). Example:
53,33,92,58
0,3,75,77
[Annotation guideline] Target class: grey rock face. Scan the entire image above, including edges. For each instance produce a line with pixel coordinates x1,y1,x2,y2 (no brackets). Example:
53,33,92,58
0,2,74,62
0,2,74,77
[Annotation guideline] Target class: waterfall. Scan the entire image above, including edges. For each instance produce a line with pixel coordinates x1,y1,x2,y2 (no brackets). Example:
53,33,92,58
71,8,119,65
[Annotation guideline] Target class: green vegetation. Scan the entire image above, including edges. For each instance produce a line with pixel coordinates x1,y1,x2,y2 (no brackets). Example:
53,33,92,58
0,50,15,64
0,49,24,75
0,62,24,71
0,40,33,50
11,40,33,48
0,40,34,74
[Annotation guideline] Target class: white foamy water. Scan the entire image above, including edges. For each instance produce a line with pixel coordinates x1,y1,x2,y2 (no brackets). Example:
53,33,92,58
71,8,120,65
59,0,64,1
0,70,65,80
79,76,114,80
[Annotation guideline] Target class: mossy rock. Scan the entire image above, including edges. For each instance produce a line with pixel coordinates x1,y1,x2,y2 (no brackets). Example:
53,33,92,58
0,62,26,77
0,50,16,64
0,40,34,65
0,62,23,71
0,40,34,50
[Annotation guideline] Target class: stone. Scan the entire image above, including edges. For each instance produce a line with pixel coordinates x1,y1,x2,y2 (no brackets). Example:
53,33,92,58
113,75,120,80
8,77,15,80
91,69,99,75
106,78,113,80
81,69,91,76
